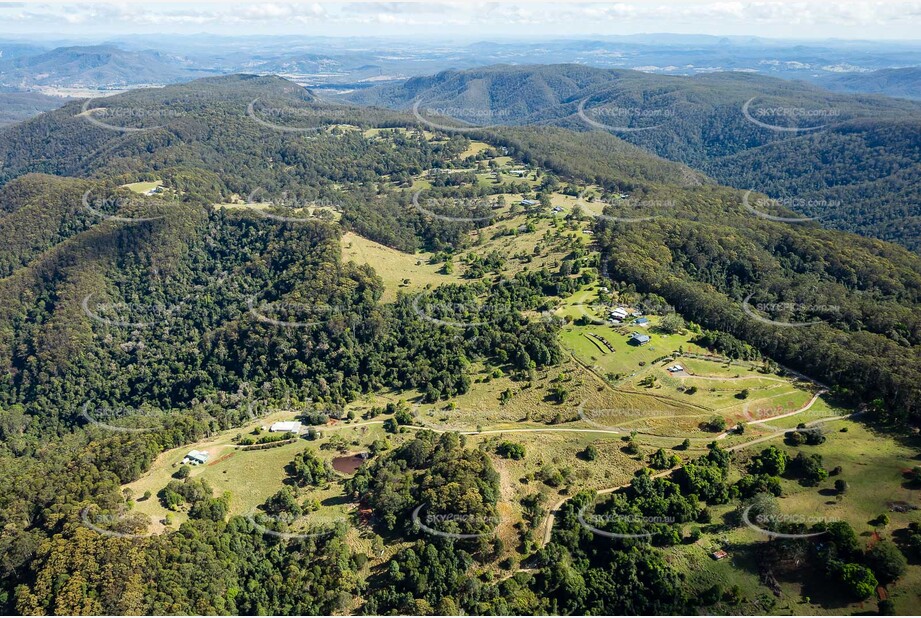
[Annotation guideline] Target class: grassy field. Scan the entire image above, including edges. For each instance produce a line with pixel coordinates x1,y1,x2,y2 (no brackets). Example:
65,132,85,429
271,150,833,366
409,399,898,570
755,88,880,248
340,231,460,302
124,408,399,533
676,418,921,615
122,180,162,194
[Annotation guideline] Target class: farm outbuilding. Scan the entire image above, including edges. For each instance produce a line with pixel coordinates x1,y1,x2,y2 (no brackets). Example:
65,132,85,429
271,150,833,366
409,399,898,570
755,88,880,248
182,450,210,465
630,333,651,345
269,421,302,433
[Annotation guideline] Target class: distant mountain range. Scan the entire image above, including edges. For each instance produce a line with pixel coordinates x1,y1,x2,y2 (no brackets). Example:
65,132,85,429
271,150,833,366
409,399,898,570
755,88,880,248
1,37,919,96
341,64,921,251
0,44,221,89
816,67,921,100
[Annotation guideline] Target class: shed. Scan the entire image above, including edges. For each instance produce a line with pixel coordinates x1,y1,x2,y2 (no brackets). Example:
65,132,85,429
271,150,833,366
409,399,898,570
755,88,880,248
630,333,651,345
270,421,302,433
183,450,210,465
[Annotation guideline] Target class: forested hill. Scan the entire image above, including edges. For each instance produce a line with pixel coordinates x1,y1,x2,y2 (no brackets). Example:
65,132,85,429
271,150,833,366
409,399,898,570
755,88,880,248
1,71,921,615
343,64,921,252
0,72,919,426
816,67,921,101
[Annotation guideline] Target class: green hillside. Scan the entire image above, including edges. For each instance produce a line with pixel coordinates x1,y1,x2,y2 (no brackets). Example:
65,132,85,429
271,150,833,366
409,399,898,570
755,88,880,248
1,73,920,616
345,64,921,251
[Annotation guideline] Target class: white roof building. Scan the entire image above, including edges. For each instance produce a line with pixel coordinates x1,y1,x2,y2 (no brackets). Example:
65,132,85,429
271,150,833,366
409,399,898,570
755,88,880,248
183,450,209,465
269,421,302,433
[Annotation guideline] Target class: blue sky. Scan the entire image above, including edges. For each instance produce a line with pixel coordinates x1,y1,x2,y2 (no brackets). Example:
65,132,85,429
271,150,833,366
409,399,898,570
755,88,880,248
1,1,920,41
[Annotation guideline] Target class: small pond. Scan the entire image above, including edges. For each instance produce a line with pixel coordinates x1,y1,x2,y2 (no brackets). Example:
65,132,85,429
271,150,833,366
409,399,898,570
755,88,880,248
332,452,368,475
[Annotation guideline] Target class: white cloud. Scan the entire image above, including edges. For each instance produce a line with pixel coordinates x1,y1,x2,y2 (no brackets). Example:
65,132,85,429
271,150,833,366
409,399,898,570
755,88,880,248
0,1,918,38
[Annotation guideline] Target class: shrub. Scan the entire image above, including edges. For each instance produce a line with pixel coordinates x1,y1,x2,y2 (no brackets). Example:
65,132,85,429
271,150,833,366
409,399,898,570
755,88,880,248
497,441,526,460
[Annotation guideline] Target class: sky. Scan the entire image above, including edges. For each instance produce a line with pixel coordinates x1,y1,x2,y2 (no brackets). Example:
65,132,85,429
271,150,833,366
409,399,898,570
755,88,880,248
1,0,920,41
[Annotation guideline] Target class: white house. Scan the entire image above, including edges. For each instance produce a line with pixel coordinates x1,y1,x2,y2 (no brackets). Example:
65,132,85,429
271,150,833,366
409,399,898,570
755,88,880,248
610,307,629,320
269,421,302,433
182,450,209,465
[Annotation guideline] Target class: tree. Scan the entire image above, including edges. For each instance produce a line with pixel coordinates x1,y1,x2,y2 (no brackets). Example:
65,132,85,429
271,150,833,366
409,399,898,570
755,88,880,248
174,464,191,479
581,444,598,461
658,313,685,334
878,599,896,616
834,562,878,600
497,441,526,460
290,449,332,487
866,540,907,584
834,479,849,494
649,448,671,470
749,446,789,476
262,486,302,516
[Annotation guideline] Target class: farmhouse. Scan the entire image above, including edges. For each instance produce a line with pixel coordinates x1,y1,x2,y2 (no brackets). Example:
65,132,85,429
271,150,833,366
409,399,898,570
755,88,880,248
630,333,651,345
610,307,629,320
520,199,539,207
182,450,209,465
269,420,302,433
667,364,684,373
634,317,650,326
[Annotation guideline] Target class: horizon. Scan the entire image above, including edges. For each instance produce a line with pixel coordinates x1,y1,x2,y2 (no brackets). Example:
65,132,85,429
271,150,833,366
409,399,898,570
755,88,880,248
2,1,921,41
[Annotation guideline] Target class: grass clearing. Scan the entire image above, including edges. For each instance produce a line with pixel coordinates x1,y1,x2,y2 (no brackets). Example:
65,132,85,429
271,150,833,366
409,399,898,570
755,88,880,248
341,231,460,302
122,180,162,194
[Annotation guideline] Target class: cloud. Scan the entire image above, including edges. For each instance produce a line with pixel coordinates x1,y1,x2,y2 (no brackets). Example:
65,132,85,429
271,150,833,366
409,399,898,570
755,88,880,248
1,1,919,35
